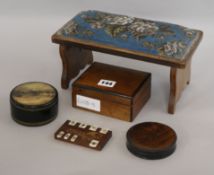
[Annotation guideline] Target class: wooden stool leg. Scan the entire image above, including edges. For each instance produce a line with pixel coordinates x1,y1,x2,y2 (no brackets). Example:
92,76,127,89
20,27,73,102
168,59,192,114
59,45,93,89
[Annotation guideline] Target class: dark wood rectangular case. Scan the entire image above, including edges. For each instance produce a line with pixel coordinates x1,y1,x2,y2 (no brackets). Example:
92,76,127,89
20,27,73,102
72,62,151,122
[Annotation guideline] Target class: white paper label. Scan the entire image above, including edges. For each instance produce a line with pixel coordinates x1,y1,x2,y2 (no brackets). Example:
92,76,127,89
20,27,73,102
76,95,100,112
98,79,116,88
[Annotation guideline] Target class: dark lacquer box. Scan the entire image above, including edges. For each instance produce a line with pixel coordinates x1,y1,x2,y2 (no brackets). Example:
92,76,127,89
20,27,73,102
72,62,151,122
10,82,58,126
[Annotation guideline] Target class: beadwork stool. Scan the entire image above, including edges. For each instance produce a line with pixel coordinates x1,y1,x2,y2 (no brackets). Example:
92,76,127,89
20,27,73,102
52,10,203,114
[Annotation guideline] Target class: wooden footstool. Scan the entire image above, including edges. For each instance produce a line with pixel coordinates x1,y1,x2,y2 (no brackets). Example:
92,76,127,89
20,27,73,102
51,10,203,114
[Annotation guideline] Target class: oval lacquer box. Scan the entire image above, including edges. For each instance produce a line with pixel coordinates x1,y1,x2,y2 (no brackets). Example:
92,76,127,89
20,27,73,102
10,82,58,126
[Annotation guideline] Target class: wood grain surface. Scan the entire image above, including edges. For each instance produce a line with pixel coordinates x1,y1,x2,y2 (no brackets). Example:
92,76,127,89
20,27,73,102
126,122,177,159
72,62,151,122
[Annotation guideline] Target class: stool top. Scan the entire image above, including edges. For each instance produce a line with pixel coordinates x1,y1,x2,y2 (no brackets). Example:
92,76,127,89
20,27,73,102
52,10,203,68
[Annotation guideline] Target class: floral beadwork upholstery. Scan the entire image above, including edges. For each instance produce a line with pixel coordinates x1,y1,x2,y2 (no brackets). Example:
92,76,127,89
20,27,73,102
55,10,202,60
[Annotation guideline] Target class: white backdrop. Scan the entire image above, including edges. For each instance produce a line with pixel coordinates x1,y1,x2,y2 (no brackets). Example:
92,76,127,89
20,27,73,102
0,1,214,175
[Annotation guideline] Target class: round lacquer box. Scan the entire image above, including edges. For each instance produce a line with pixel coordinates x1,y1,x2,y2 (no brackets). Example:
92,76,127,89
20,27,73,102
10,82,58,126
126,122,177,159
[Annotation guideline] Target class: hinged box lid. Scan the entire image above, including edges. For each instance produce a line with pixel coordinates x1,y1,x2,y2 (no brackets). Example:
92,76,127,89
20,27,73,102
73,62,150,100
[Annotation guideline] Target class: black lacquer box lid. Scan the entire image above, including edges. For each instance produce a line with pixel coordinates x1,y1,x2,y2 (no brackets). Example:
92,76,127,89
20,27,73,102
126,122,177,159
10,82,58,126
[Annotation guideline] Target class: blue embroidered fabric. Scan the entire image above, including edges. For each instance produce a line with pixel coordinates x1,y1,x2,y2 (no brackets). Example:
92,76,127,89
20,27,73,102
56,10,201,60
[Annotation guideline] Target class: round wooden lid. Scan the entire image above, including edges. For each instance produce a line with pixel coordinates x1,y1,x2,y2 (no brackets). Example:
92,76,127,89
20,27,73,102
126,122,177,159
10,82,58,126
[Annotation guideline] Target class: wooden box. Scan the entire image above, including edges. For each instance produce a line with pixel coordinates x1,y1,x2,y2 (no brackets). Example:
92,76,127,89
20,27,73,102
72,62,151,122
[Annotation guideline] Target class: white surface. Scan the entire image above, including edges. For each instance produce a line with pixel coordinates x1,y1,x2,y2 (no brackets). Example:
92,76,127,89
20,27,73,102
0,0,214,175
76,95,101,112
98,79,116,88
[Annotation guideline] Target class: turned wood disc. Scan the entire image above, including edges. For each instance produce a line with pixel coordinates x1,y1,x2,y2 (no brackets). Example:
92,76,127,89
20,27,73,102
126,122,177,159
